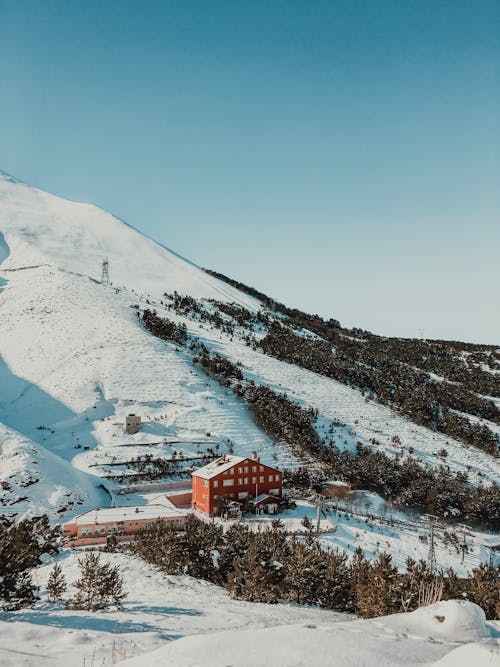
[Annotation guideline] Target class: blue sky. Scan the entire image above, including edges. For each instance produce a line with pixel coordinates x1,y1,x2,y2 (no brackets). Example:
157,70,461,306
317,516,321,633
0,0,499,343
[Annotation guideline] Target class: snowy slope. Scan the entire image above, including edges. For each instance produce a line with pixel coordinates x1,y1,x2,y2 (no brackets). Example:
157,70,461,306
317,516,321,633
0,553,497,667
0,172,291,520
0,170,258,307
124,602,498,667
0,169,498,549
0,423,105,521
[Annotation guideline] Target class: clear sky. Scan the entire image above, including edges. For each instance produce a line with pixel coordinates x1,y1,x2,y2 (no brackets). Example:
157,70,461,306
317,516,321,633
0,1,498,343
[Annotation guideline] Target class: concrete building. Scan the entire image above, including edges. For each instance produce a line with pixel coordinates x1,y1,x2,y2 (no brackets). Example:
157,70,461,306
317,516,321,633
62,503,187,548
125,413,141,434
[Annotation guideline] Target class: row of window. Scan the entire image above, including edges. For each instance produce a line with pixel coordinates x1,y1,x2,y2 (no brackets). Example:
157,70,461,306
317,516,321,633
203,474,281,489
223,464,265,476
78,520,184,537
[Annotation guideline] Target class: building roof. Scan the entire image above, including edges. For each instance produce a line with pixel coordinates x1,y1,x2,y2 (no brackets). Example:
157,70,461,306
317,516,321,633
192,454,247,480
67,503,187,526
252,493,280,506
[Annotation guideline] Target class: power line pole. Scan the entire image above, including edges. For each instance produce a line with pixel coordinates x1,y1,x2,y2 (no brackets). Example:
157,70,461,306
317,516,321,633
315,493,325,536
424,514,439,574
101,257,110,286
458,524,472,565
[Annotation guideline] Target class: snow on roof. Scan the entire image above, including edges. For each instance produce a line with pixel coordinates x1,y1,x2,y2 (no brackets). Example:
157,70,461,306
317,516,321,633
69,504,187,526
252,493,279,505
192,455,247,480
326,480,350,487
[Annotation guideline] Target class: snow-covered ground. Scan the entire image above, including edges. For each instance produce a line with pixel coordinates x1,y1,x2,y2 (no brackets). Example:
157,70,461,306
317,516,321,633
0,552,497,667
0,172,499,665
0,170,498,539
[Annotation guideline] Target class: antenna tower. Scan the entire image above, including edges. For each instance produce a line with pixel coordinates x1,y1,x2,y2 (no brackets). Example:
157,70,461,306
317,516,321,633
101,257,110,286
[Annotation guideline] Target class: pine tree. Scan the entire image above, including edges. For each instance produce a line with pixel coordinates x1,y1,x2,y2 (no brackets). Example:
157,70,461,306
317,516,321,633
227,525,289,603
72,552,126,611
400,558,433,612
47,562,66,604
73,552,103,611
285,539,323,605
99,561,126,610
320,549,352,612
0,517,58,610
467,564,500,620
356,553,402,618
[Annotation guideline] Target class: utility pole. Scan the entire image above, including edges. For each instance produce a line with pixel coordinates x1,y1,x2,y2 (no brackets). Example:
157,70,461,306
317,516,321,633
101,257,110,286
315,494,325,536
424,514,439,574
458,524,472,565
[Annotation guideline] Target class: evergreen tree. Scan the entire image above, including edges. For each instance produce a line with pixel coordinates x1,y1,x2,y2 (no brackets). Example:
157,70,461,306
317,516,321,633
47,562,66,604
0,515,58,610
72,552,126,611
356,553,401,618
100,560,127,610
285,539,323,605
320,549,353,612
467,564,500,620
228,524,289,603
400,558,433,612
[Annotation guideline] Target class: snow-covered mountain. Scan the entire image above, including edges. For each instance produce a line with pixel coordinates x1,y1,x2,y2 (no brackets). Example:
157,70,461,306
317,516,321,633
0,169,498,542
0,171,499,667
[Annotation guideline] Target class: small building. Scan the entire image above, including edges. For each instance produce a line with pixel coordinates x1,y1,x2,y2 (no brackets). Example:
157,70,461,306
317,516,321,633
251,493,280,515
323,480,352,499
191,452,282,516
62,503,187,548
125,414,141,434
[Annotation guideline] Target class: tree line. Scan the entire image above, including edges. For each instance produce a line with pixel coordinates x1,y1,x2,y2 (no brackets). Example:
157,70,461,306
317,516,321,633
135,515,499,619
260,323,499,457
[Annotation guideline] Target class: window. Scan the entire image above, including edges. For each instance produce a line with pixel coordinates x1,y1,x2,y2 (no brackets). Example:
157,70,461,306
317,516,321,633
270,488,279,496
244,466,248,473
275,474,281,481
238,478,243,485
223,479,234,487
238,467,243,473
252,477,256,484
202,480,208,487
252,466,257,473
213,480,218,488
238,491,248,500
244,478,248,484
259,476,264,483
259,465,264,472
229,468,234,475
81,527,92,536
269,475,273,482
214,494,218,500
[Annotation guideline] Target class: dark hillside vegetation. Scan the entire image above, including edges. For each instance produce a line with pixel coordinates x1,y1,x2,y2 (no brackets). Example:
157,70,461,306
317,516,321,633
135,516,500,619
190,347,499,530
205,269,499,457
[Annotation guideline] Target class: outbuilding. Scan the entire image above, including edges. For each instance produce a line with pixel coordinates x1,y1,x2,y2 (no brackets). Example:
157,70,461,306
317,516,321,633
62,503,187,547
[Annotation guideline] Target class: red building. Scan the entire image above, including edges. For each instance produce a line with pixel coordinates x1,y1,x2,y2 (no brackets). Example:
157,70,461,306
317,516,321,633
191,452,282,516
